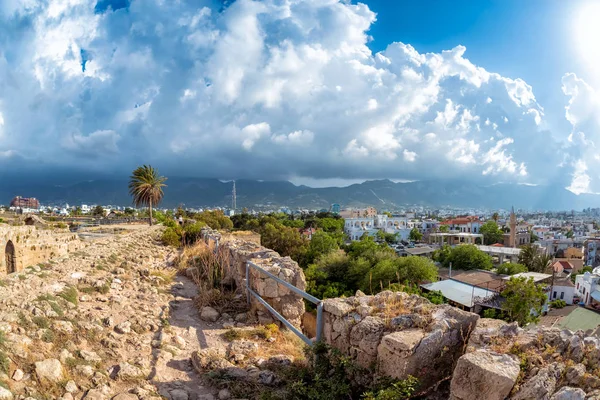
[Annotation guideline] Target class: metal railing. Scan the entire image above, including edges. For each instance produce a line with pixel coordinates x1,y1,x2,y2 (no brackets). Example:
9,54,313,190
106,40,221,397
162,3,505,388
246,261,323,346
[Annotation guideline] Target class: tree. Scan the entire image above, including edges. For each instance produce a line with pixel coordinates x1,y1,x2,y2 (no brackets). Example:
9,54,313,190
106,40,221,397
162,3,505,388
496,263,527,275
480,220,503,245
518,244,538,270
409,227,423,242
128,165,167,226
444,244,493,271
305,231,339,265
92,205,105,217
566,229,574,238
532,253,553,273
501,277,547,327
438,225,449,233
492,212,499,222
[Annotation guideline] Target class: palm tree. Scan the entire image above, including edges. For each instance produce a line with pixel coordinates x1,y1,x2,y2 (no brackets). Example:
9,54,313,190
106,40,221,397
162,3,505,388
518,244,537,270
492,212,499,222
533,253,554,273
128,165,167,226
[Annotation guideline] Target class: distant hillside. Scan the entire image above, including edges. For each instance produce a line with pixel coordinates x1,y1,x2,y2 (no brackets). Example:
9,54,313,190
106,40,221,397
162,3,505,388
0,177,598,210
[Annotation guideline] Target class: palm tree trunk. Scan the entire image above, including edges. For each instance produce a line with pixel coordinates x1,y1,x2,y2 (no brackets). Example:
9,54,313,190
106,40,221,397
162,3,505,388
149,199,153,226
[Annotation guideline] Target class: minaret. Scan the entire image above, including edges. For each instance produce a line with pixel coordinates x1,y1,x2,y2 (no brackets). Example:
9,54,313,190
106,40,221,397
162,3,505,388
509,206,516,248
232,181,236,212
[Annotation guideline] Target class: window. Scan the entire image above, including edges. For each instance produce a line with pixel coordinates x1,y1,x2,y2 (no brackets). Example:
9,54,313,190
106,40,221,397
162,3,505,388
560,292,564,300
553,291,557,299
584,287,586,294
577,283,580,289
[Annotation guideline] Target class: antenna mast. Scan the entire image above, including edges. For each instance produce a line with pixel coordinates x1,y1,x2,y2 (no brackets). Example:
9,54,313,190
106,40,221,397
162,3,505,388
232,180,236,211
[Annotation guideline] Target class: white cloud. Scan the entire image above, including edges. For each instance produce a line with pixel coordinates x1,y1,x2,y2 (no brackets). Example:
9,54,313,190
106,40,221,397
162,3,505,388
0,0,585,190
241,122,270,151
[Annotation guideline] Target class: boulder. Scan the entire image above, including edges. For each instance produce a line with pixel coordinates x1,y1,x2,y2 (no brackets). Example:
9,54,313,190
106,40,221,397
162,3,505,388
200,307,220,322
449,350,520,400
323,299,354,317
35,358,63,382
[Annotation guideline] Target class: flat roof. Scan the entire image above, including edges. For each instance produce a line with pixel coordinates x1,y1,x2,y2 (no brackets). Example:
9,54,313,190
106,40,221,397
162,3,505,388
450,270,506,292
404,246,435,255
477,245,521,256
422,279,496,308
559,307,600,332
503,272,552,282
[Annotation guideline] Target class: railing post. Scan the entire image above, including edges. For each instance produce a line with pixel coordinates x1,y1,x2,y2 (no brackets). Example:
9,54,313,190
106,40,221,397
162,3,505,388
246,262,251,305
316,301,324,343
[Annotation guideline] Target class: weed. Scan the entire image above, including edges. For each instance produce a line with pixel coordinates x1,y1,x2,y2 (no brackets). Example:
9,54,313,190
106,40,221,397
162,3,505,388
32,316,50,329
58,286,79,306
0,330,5,346
0,351,9,374
224,324,279,342
18,275,26,281
0,280,6,287
41,329,55,343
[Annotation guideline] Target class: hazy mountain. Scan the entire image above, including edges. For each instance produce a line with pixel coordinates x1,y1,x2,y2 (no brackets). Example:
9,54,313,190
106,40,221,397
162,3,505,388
1,177,599,211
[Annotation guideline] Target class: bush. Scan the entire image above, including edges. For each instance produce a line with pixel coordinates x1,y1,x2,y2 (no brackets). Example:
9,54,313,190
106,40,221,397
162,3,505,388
182,222,206,245
550,299,567,309
161,227,181,247
483,308,497,319
58,286,78,306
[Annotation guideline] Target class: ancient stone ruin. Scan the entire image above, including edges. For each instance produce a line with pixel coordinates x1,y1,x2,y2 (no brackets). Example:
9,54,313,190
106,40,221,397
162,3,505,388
200,228,306,328
0,225,83,275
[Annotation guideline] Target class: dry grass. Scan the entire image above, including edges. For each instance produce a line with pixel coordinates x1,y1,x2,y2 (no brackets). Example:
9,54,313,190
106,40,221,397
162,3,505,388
179,243,247,314
224,324,305,362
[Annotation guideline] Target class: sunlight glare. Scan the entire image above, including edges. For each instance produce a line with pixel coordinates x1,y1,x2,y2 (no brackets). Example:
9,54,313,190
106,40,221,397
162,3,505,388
574,2,600,78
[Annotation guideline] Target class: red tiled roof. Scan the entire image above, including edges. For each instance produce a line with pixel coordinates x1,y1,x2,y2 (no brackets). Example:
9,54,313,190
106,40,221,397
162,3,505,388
491,243,505,247
553,260,574,271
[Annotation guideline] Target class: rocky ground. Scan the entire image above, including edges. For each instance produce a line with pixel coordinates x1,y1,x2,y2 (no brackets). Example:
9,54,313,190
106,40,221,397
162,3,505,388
0,226,279,400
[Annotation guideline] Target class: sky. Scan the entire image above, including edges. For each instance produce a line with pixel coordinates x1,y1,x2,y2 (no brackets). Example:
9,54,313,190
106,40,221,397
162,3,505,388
1,0,600,192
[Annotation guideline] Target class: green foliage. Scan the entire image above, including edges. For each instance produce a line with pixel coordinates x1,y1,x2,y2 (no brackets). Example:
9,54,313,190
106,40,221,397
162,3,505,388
362,375,419,400
550,299,566,309
496,263,528,275
480,220,504,245
58,286,79,306
32,316,50,329
501,277,547,327
0,351,8,375
182,221,207,245
92,205,104,217
161,227,181,247
438,225,449,233
408,227,422,242
305,231,340,265
442,244,493,271
193,210,233,230
572,266,593,283
566,229,574,238
518,244,537,270
129,164,167,226
482,308,497,319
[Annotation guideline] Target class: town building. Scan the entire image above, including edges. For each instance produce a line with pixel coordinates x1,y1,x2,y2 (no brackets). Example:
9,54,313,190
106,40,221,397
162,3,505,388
10,196,40,209
339,207,377,219
440,216,482,234
330,203,340,215
574,270,600,306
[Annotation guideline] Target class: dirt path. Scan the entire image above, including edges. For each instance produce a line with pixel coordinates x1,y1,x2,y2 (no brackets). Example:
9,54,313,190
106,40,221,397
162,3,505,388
0,225,230,400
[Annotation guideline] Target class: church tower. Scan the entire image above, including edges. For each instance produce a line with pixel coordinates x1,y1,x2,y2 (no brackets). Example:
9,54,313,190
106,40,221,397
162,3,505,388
509,206,517,248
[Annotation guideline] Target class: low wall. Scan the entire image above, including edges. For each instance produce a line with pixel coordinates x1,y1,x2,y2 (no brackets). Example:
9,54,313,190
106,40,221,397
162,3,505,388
0,225,84,275
323,291,479,388
201,228,305,328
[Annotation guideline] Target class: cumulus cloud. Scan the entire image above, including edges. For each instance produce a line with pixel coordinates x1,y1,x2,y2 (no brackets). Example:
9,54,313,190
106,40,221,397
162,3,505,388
0,0,590,192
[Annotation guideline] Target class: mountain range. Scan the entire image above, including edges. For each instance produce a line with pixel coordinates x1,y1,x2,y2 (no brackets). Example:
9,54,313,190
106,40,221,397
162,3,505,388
2,177,599,211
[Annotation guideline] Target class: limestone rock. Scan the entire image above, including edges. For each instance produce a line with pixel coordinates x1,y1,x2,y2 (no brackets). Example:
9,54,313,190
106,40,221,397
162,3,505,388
200,307,220,322
65,380,78,393
449,350,520,400
35,358,63,382
11,369,24,382
114,321,131,334
323,299,354,317
0,387,12,400
116,362,143,380
550,387,586,400
512,363,565,400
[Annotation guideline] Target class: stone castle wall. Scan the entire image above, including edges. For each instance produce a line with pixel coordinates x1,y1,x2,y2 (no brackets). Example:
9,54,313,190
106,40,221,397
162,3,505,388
0,225,84,275
201,228,306,328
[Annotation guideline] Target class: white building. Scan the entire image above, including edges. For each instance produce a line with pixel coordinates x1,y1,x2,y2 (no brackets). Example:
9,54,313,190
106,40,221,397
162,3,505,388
344,218,379,241
549,277,575,305
575,270,600,305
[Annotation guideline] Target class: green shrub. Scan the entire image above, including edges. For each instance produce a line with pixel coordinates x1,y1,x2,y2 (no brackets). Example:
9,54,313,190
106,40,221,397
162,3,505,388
363,375,419,400
182,222,206,245
161,227,181,247
550,299,567,309
41,329,55,343
483,308,497,319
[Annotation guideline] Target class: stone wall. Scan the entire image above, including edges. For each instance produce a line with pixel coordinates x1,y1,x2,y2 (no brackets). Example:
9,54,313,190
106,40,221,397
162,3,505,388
322,291,479,388
201,228,305,328
447,318,600,399
0,225,84,275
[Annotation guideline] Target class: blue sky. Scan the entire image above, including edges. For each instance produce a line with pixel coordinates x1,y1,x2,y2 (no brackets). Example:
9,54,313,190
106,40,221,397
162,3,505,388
0,0,599,193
